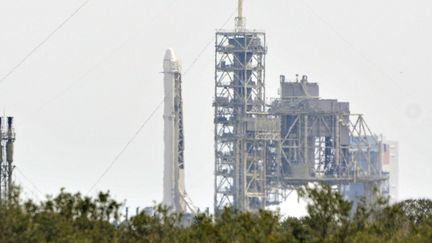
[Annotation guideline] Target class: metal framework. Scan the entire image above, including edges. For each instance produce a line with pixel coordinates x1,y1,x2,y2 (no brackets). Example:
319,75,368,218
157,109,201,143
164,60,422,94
214,29,282,212
270,78,387,203
213,72,388,212
213,0,388,212
0,117,15,202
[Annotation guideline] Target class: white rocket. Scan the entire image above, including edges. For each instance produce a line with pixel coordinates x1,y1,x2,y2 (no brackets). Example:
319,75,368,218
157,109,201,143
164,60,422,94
162,48,187,213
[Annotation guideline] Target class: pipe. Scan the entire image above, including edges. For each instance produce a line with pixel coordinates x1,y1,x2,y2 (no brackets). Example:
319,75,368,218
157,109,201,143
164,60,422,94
238,0,244,19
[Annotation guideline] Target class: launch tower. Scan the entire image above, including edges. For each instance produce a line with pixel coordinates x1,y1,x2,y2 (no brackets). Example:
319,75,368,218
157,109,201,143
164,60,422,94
213,1,389,213
214,0,280,212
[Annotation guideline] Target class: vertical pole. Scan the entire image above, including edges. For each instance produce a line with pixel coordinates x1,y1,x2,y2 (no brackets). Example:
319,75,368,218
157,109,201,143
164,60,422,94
125,207,129,221
242,33,247,210
304,115,308,175
0,117,2,202
235,0,246,31
238,0,243,19
214,33,218,213
6,117,14,200
335,115,340,166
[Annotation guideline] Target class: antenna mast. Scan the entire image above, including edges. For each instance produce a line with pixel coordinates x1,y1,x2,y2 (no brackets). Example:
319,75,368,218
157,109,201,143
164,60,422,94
0,117,15,202
235,0,246,31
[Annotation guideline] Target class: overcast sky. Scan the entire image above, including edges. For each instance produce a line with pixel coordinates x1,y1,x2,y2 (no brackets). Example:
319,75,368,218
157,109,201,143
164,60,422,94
1,0,431,213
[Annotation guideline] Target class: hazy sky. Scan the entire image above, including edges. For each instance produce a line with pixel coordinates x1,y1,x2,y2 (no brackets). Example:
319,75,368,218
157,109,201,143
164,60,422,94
1,0,431,213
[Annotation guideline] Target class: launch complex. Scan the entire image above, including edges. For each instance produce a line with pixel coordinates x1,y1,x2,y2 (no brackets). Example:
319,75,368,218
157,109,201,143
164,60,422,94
0,0,397,215
162,0,398,214
212,0,396,213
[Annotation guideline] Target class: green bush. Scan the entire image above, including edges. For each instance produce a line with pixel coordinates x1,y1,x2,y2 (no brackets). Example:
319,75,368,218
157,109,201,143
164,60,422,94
0,185,430,243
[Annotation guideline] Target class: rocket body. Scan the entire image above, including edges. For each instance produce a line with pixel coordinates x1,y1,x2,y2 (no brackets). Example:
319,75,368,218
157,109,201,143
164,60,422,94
162,49,186,213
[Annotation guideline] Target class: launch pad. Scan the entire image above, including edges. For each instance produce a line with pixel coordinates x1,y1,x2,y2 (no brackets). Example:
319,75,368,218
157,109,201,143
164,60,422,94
160,0,396,214
212,0,391,213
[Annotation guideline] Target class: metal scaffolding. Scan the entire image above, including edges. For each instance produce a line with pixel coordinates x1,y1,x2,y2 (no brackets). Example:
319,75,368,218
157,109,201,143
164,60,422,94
214,70,388,211
213,1,389,212
270,78,386,192
214,28,283,212
0,117,15,202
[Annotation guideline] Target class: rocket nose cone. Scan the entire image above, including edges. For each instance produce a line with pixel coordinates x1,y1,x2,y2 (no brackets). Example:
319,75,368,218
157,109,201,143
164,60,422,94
163,48,180,72
164,48,176,62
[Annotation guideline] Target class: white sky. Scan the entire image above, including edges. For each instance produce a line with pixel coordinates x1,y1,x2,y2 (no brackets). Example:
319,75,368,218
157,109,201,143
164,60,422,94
1,0,431,214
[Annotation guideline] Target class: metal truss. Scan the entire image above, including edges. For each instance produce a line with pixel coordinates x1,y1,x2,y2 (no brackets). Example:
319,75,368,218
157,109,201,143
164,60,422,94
279,112,350,182
274,106,387,201
214,30,274,212
212,0,388,210
213,34,389,210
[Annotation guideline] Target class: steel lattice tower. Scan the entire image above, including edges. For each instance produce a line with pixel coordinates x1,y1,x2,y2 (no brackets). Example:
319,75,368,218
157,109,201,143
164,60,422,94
214,1,389,213
0,117,15,202
214,0,281,212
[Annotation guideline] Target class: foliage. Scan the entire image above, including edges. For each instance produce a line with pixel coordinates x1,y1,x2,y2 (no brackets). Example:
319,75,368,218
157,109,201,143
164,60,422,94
0,185,431,242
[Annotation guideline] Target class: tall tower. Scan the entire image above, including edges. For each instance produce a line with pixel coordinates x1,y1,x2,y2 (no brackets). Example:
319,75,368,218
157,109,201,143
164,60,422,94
214,0,280,212
163,49,186,213
213,1,389,213
0,117,15,201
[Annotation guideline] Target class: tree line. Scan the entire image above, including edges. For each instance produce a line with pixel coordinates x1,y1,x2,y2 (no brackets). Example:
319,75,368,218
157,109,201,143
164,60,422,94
1,185,431,242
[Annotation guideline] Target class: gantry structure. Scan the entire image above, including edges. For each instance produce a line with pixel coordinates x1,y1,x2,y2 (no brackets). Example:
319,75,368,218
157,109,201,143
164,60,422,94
214,0,281,212
213,0,388,213
270,76,387,204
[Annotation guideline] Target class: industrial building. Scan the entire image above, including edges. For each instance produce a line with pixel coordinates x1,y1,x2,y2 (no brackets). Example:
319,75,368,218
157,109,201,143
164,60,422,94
213,0,395,212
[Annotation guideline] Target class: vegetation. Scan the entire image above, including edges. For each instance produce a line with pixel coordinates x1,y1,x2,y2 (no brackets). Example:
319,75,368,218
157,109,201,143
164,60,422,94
1,185,431,242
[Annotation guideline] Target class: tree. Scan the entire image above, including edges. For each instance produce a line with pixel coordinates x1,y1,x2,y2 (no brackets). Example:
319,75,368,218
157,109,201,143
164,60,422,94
297,184,352,242
1,185,431,242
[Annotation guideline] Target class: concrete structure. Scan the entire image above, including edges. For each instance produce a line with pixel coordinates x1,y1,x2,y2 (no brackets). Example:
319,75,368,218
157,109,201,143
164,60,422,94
213,0,391,212
0,117,15,201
